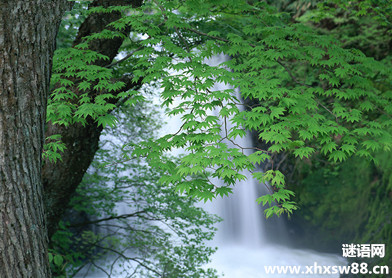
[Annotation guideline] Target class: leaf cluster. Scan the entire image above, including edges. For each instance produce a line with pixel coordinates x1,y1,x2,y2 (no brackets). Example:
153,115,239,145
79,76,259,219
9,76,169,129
51,100,220,277
50,0,392,217
110,0,392,216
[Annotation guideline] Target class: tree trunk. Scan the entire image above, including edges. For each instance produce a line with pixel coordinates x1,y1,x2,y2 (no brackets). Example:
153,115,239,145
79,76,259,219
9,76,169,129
42,0,143,238
0,1,71,277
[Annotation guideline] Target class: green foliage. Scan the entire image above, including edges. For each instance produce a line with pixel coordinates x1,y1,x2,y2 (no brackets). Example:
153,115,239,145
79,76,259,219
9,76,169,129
48,45,124,127
112,0,391,216
43,135,66,163
296,0,392,60
48,249,67,278
48,0,392,218
56,1,88,49
290,150,392,277
268,1,392,275
316,0,392,28
50,101,220,277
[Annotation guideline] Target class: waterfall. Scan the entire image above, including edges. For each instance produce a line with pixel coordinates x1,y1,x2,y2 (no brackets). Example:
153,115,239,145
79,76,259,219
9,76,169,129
198,54,266,248
195,54,346,278
76,54,346,278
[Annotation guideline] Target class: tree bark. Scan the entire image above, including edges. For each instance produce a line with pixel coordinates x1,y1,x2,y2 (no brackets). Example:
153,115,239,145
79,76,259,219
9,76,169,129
0,1,71,277
43,0,143,238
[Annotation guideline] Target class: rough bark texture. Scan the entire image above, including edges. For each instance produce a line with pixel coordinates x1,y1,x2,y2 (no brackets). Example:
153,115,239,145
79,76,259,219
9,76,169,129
43,0,143,238
0,1,71,277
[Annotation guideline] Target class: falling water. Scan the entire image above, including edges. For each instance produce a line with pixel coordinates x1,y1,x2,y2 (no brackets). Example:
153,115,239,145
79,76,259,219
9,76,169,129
78,54,346,277
161,54,347,278
200,54,266,248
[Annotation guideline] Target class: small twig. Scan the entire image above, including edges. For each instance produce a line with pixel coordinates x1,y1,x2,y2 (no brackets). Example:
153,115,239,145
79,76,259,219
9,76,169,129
186,27,230,43
166,108,195,140
94,244,164,277
277,58,311,88
277,59,340,121
224,116,228,137
105,45,145,68
315,98,338,121
275,153,287,171
67,210,147,227
90,261,111,277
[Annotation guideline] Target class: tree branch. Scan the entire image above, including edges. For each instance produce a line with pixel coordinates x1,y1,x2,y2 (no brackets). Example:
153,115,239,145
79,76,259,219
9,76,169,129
44,0,144,238
67,210,148,228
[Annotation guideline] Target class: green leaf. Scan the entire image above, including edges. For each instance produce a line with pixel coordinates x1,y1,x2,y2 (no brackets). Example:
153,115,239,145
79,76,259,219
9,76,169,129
54,255,64,267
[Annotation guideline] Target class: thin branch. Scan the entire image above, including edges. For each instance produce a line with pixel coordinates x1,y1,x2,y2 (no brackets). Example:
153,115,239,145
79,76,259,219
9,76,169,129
90,261,111,277
276,59,339,120
94,244,163,277
276,58,311,88
82,264,93,278
161,107,195,144
275,153,287,171
105,45,145,68
314,98,338,121
186,27,230,43
69,262,90,278
67,210,147,227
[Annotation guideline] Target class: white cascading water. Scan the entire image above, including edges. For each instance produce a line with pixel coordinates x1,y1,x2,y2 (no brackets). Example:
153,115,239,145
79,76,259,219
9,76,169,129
79,54,346,277
161,54,346,278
